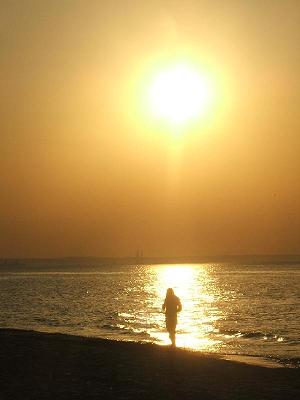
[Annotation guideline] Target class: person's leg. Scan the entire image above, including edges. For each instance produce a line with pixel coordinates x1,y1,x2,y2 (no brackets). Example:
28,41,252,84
166,315,177,346
170,330,176,346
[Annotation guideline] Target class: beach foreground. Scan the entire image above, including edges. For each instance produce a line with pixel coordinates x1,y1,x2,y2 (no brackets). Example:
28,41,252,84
0,329,299,400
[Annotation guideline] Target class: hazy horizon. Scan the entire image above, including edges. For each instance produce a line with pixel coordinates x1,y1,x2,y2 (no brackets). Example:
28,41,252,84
1,1,299,258
1,253,300,263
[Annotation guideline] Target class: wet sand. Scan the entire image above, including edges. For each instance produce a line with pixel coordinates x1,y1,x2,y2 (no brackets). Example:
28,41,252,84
0,329,299,399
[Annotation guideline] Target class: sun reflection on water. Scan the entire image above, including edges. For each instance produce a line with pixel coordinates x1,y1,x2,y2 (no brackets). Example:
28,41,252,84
145,264,222,351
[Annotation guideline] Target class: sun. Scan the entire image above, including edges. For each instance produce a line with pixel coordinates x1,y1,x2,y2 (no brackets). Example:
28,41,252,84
148,64,213,125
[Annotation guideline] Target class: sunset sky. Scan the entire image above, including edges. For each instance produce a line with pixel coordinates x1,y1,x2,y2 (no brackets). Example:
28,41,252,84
1,0,299,258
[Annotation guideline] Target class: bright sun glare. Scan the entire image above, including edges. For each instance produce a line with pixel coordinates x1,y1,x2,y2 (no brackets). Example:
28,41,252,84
148,64,213,125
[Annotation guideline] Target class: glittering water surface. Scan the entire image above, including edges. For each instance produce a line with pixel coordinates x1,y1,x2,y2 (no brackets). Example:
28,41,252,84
1,263,299,365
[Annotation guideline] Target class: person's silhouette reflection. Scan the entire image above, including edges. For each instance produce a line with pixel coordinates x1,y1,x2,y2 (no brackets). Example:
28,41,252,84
162,288,182,346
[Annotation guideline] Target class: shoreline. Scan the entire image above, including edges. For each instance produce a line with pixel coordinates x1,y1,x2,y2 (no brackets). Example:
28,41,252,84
0,328,299,399
0,326,291,369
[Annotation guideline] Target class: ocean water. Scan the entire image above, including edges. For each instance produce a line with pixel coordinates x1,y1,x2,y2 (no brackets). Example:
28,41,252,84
0,263,299,367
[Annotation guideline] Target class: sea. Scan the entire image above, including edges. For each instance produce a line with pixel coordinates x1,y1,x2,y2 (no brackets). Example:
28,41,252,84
1,260,299,368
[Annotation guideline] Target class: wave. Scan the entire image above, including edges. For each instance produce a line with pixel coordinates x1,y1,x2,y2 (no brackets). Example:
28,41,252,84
100,323,151,338
269,356,300,368
216,329,286,341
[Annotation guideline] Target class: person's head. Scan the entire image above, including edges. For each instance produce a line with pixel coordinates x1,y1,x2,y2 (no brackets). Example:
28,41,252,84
166,288,175,298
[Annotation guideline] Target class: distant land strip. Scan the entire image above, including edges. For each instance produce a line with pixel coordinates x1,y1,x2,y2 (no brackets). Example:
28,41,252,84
1,254,300,268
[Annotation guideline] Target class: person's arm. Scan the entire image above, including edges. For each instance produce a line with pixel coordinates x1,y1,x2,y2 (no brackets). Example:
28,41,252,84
177,298,182,312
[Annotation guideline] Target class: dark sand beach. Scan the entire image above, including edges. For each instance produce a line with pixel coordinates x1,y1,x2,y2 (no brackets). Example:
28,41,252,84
0,329,299,399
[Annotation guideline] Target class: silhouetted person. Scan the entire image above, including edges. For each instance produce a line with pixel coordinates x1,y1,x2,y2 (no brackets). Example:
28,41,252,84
162,288,182,346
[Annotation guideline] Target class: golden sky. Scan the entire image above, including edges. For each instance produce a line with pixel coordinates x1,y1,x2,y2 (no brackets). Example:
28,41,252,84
1,0,299,257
